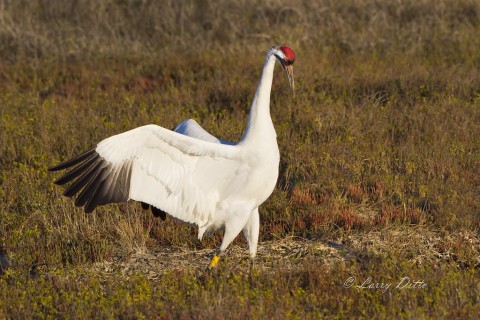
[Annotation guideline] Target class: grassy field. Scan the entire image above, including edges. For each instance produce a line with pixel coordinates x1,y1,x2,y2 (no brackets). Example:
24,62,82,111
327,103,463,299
1,0,480,318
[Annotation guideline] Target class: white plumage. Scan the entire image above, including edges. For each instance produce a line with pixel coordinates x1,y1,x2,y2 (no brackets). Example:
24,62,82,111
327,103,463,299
50,46,295,265
174,119,234,145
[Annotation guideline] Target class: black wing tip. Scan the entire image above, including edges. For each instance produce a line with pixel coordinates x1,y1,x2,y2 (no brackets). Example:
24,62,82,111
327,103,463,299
53,154,100,186
51,149,131,213
141,202,150,210
151,206,167,220
48,164,62,172
49,149,96,172
139,202,167,220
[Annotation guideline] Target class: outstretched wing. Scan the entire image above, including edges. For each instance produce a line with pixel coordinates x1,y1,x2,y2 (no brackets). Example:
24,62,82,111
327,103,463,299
174,119,234,145
49,124,244,227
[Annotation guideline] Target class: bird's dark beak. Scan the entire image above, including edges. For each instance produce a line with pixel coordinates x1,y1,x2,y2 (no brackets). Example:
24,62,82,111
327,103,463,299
284,64,294,95
276,54,295,95
280,62,294,96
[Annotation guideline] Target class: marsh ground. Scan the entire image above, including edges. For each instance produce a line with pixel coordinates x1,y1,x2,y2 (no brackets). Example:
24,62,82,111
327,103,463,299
1,0,479,318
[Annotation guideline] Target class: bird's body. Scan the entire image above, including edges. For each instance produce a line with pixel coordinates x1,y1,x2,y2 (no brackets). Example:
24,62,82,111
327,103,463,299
50,46,295,265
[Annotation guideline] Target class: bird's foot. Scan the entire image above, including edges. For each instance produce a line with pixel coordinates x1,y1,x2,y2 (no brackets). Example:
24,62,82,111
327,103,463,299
205,250,223,272
208,254,221,269
249,257,256,270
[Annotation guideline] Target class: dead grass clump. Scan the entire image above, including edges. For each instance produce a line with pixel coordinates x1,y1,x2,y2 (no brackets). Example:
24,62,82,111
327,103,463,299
114,207,154,255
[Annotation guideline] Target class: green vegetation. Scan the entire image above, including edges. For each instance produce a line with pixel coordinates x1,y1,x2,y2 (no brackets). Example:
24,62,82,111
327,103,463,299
1,0,479,318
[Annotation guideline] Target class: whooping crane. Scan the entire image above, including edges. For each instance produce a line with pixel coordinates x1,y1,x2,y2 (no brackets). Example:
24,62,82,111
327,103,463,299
49,46,295,268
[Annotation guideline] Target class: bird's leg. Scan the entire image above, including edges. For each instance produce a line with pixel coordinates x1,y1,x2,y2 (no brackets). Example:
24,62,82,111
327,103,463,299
208,204,252,269
242,208,260,259
249,256,256,269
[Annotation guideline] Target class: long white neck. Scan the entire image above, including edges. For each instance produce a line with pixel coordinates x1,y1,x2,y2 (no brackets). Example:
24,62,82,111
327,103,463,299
241,52,277,144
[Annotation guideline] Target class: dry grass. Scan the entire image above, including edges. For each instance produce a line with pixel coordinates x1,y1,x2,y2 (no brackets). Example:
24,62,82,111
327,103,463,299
1,0,480,318
1,0,480,60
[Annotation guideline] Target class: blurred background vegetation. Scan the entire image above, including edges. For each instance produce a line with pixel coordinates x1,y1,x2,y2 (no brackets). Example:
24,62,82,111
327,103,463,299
0,0,479,61
0,0,479,318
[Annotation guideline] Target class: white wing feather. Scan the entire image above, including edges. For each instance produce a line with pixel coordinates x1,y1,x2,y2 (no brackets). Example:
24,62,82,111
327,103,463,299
96,124,243,227
174,119,234,145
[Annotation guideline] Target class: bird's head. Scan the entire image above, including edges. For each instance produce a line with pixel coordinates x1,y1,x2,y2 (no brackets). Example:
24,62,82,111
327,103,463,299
271,46,295,94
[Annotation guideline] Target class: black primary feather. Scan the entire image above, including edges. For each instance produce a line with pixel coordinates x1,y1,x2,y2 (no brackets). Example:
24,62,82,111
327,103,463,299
50,150,131,213
49,149,96,171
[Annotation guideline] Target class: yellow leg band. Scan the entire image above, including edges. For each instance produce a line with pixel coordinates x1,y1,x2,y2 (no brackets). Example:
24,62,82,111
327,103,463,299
209,255,220,268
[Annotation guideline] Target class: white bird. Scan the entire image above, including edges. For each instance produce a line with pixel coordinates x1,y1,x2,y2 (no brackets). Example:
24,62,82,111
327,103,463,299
49,46,295,268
